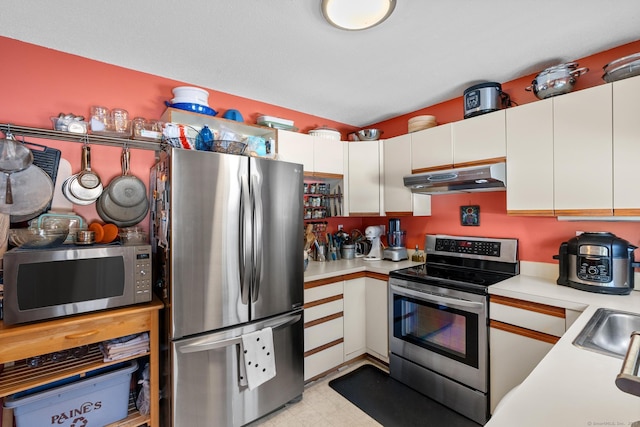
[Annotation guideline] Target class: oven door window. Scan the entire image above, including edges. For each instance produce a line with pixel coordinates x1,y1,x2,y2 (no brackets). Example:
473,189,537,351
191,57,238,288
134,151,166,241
16,257,125,309
393,294,479,368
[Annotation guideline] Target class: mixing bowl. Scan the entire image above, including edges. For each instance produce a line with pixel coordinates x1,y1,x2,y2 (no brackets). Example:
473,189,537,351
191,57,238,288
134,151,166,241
356,129,383,141
9,228,69,249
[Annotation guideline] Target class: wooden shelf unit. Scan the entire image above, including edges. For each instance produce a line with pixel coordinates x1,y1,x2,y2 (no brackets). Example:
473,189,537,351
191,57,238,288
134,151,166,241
0,298,163,427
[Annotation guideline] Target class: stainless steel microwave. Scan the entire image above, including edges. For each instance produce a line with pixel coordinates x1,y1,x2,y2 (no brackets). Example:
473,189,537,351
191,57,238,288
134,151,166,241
2,244,152,325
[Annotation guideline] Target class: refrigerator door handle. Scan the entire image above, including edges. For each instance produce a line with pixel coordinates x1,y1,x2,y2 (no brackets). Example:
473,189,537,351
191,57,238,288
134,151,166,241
251,173,263,303
240,174,252,305
179,335,242,353
178,312,302,354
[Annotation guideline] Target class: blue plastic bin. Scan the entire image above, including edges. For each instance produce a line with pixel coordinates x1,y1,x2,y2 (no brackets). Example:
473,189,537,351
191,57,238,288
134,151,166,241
4,361,137,427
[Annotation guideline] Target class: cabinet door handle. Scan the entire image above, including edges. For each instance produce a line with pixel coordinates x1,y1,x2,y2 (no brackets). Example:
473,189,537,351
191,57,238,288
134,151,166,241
65,330,99,339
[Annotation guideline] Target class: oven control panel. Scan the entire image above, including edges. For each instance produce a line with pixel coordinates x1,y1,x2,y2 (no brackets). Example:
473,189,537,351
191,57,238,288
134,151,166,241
435,238,500,256
426,235,519,264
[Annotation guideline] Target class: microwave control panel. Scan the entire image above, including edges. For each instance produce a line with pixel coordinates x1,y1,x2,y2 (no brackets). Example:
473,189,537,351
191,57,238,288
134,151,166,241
135,246,153,302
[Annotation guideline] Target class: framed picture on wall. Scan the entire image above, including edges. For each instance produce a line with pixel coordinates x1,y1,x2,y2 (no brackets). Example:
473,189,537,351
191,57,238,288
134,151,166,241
461,205,480,226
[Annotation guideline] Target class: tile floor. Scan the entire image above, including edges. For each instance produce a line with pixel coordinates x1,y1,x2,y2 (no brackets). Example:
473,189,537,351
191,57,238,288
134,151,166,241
248,359,385,427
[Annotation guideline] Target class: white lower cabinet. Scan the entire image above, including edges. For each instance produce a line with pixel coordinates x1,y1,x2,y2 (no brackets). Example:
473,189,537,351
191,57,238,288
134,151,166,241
489,295,570,414
304,317,343,352
303,280,344,381
365,277,389,362
489,327,554,413
304,343,345,381
304,274,390,380
343,278,366,360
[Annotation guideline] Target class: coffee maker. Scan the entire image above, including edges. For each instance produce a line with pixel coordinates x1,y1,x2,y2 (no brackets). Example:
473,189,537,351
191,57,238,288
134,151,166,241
383,218,408,261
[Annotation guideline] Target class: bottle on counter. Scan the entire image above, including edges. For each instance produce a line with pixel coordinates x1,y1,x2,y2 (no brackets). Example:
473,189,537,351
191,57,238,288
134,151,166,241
412,245,425,262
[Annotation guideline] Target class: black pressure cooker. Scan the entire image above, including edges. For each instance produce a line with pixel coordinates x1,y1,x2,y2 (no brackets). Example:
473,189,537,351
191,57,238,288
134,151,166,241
555,232,640,295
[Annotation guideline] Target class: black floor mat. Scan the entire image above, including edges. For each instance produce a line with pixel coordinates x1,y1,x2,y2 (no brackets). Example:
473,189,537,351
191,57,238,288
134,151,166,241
328,364,482,427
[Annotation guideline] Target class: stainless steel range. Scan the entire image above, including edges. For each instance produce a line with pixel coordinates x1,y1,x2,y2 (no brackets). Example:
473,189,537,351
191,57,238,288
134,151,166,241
389,234,519,425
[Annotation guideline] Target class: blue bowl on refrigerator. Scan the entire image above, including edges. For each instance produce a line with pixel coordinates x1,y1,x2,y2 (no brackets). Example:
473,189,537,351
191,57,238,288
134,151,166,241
165,101,217,116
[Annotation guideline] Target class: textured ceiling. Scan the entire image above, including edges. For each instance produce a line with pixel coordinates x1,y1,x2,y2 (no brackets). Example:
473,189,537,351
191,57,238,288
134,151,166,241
1,1,639,127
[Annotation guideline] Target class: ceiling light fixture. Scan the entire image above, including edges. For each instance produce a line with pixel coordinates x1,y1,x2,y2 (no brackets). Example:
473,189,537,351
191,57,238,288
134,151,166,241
321,0,396,31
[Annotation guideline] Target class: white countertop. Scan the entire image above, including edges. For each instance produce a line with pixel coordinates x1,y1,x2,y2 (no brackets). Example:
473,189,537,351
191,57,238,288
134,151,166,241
487,275,640,427
304,258,421,282
304,260,640,425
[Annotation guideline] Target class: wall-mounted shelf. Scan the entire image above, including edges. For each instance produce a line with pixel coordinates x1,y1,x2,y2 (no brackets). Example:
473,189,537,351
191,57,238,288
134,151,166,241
160,108,278,141
0,124,166,151
304,180,343,220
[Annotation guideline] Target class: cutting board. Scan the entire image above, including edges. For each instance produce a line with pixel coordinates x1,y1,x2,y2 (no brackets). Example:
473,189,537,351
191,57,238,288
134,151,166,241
50,158,73,212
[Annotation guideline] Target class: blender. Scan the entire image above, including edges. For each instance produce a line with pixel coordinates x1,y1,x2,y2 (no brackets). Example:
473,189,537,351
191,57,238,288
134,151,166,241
383,218,408,261
363,225,385,261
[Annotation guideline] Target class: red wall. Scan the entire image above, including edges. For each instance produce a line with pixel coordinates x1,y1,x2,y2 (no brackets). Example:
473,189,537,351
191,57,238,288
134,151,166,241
0,37,357,225
2,36,640,266
372,40,640,138
361,40,640,264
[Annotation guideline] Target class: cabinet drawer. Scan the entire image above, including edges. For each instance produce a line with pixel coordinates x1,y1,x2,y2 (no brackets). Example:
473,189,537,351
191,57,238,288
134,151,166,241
304,281,343,303
0,310,152,364
304,342,344,381
304,317,343,352
304,299,343,323
490,297,565,337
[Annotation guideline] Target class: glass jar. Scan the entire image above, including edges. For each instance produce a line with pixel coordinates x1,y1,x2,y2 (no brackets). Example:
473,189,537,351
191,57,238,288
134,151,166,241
111,108,130,133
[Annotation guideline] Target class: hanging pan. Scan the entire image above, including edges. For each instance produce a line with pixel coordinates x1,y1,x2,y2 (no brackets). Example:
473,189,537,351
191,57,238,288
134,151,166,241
96,190,149,227
63,144,103,205
108,147,147,207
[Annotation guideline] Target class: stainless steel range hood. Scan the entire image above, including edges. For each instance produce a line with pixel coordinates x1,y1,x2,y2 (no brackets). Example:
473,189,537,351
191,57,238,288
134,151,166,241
404,162,506,194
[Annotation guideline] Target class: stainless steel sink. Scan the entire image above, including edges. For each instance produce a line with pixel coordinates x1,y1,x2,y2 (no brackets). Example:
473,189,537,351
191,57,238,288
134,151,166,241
573,308,640,359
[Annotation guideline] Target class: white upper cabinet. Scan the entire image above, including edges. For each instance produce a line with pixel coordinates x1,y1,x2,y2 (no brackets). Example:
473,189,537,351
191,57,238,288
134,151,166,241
410,124,453,171
505,99,554,215
383,135,413,214
384,135,431,216
277,130,314,173
277,130,345,176
612,75,640,215
313,138,345,176
452,110,506,166
348,141,381,216
553,84,613,215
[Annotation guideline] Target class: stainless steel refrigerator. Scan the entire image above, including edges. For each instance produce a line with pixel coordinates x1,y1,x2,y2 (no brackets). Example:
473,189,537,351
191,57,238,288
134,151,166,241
150,148,304,427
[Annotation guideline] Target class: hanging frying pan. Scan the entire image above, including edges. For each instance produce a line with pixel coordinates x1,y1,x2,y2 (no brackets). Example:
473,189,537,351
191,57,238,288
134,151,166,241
62,175,94,206
107,147,147,207
97,188,149,227
64,145,102,204
0,165,54,223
